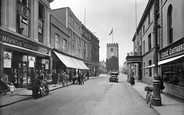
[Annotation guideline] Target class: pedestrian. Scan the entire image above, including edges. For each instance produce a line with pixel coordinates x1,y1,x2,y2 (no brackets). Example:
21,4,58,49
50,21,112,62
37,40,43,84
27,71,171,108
130,76,135,86
8,82,16,96
69,71,72,82
52,70,58,87
63,71,68,87
78,72,82,85
86,71,89,80
32,75,41,99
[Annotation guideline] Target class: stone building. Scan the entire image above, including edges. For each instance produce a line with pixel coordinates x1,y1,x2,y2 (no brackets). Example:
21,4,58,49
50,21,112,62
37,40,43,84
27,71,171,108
126,0,184,99
0,0,54,87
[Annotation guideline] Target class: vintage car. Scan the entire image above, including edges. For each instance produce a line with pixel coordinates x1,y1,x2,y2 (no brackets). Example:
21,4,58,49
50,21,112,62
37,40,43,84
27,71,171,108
109,72,119,82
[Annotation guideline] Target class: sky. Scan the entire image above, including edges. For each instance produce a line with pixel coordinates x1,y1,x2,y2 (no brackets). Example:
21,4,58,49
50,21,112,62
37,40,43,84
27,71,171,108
50,0,148,67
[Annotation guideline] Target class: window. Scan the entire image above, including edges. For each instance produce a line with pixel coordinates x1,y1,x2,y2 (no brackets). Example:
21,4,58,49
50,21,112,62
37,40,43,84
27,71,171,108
149,60,152,77
83,49,86,59
63,39,67,52
79,37,81,45
148,12,150,25
142,25,145,33
38,2,45,43
148,34,151,50
88,50,91,60
55,34,60,49
143,41,145,54
111,48,113,52
167,5,173,44
16,0,30,37
78,49,80,57
144,62,145,76
0,0,2,26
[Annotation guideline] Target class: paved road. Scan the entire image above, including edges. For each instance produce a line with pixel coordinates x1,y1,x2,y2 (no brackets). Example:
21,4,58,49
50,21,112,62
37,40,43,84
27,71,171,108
1,74,159,115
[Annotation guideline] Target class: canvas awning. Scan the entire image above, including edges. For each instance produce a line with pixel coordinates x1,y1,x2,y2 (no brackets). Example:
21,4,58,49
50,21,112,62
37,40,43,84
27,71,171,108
71,58,84,69
142,54,184,69
78,60,89,70
54,51,78,69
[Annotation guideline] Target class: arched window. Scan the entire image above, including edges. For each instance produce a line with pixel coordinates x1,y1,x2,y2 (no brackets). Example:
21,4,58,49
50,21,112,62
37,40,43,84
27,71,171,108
167,5,173,44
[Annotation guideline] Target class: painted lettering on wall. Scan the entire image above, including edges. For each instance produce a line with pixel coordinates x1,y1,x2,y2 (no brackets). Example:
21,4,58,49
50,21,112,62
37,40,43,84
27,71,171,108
2,35,38,51
161,43,184,58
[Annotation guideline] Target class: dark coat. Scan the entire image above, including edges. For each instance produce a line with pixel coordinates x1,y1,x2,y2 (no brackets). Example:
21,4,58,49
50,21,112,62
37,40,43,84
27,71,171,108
32,78,41,88
52,73,58,84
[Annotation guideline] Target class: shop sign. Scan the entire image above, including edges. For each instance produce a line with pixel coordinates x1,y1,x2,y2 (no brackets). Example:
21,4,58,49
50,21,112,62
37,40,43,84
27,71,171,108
28,56,35,68
38,47,49,54
161,42,184,58
4,51,12,68
2,35,38,51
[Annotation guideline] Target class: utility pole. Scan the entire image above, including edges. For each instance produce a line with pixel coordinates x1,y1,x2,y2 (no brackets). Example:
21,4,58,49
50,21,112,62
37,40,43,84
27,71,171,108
153,0,162,106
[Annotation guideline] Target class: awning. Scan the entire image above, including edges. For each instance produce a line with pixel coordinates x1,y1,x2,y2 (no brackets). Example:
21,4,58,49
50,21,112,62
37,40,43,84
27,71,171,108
78,60,89,70
54,51,78,69
142,54,184,69
71,58,84,69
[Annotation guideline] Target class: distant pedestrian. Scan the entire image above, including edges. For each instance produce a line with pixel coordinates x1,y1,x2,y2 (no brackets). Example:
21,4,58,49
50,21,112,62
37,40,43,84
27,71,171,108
52,70,58,87
63,72,68,87
130,76,135,86
8,82,16,96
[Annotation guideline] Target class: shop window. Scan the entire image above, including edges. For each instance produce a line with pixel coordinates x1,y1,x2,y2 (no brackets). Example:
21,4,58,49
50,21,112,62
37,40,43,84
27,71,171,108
16,0,30,37
38,2,45,43
163,63,184,86
63,38,67,52
167,5,173,45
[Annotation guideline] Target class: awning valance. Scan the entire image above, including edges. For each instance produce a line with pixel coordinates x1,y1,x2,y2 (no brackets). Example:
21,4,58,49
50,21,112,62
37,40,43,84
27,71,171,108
54,51,78,69
142,54,184,69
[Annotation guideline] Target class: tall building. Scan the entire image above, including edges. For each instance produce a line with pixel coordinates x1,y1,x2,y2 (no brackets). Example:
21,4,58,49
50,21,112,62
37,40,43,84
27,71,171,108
106,43,119,72
0,0,54,87
126,0,184,99
51,7,100,75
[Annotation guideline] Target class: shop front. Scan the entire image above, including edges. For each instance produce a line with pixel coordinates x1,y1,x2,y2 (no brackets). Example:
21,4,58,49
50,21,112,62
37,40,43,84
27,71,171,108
0,32,51,88
160,38,184,99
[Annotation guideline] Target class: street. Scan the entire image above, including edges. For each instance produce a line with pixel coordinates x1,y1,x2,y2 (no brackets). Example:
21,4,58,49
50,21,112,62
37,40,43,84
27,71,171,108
1,74,159,115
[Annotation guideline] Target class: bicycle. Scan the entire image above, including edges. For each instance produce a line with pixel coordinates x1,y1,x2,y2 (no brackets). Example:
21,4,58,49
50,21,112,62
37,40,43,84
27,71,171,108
145,85,153,108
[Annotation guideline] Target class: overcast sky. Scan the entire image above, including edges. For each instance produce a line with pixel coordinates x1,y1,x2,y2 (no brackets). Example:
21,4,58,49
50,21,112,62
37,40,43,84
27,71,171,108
50,0,148,67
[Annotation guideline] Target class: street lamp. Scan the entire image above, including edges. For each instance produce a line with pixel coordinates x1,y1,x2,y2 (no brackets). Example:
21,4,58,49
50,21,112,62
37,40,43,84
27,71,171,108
152,0,162,106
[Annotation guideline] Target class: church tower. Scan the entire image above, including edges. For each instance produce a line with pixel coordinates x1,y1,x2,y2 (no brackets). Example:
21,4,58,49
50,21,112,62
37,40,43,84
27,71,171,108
106,43,119,72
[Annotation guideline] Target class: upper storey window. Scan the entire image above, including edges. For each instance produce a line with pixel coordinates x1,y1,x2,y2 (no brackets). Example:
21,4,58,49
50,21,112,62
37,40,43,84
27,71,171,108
16,0,30,37
38,2,45,43
167,5,173,45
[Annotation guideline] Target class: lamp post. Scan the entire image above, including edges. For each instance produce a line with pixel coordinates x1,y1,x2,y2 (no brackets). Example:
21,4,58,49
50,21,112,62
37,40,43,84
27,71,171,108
153,0,162,106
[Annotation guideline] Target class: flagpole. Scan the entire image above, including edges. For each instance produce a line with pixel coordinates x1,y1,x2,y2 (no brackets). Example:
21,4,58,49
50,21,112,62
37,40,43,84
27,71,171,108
112,31,113,43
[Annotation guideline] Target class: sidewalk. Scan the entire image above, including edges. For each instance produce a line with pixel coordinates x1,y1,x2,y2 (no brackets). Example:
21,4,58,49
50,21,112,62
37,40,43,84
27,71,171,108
132,80,184,115
0,76,97,108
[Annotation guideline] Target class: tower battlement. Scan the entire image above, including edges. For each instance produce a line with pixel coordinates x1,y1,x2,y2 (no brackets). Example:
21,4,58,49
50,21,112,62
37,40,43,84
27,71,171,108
107,43,119,47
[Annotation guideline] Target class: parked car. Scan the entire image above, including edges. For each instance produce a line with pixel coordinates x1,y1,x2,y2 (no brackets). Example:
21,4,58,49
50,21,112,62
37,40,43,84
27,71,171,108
109,72,119,82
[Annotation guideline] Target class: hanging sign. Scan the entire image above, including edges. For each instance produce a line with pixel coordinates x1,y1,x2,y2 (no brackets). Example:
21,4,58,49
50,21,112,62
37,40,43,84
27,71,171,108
28,56,35,68
45,59,49,70
4,51,12,68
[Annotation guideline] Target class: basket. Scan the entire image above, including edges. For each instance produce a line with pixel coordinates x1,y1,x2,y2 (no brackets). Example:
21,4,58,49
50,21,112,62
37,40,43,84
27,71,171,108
144,86,153,91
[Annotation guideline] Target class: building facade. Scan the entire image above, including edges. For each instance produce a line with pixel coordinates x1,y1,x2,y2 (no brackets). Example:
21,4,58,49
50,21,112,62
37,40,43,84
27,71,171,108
50,7,99,76
0,0,54,87
126,0,184,99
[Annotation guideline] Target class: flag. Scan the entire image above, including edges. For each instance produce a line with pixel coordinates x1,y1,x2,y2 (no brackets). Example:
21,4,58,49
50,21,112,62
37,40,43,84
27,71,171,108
109,28,113,35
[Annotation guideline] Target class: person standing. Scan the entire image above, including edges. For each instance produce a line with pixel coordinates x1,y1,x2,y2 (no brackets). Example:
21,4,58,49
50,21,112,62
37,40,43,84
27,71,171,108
32,75,41,99
52,70,58,87
63,71,68,87
8,82,16,96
